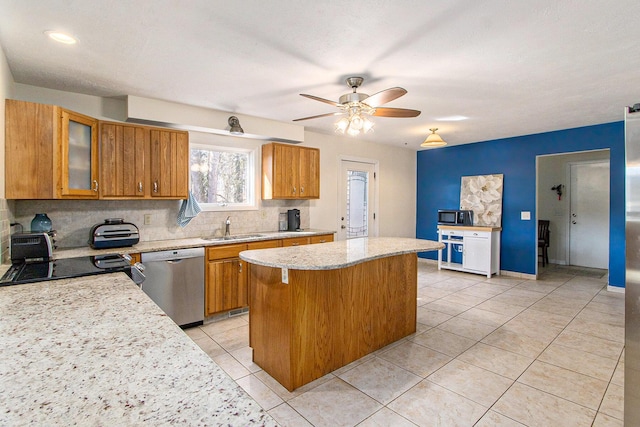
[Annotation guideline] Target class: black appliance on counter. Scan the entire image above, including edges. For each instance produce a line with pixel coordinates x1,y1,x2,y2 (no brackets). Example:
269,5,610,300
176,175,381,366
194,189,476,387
287,209,301,231
437,209,474,226
89,218,139,249
10,232,54,262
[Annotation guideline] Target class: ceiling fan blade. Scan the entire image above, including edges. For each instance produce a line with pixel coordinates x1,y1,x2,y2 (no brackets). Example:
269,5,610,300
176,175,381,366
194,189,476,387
372,107,421,118
300,94,341,107
362,87,407,108
293,112,344,122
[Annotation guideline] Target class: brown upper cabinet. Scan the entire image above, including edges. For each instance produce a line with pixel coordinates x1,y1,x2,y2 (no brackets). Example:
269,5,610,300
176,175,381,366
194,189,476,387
5,99,99,199
99,122,189,199
262,142,320,199
5,99,189,200
99,122,147,198
149,128,189,199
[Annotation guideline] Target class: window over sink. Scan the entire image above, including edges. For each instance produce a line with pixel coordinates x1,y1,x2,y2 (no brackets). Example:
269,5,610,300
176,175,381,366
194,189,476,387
189,132,258,211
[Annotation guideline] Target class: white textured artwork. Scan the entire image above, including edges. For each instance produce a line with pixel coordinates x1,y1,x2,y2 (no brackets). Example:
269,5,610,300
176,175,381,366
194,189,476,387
460,174,504,226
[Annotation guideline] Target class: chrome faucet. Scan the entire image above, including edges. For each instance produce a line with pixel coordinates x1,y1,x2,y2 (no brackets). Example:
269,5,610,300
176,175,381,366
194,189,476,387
225,216,231,237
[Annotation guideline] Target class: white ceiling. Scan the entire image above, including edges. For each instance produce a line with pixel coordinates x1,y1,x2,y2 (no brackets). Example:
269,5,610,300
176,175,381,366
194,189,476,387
1,0,639,149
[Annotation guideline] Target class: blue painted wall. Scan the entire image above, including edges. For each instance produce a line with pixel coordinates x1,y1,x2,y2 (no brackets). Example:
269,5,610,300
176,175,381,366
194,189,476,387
416,121,625,288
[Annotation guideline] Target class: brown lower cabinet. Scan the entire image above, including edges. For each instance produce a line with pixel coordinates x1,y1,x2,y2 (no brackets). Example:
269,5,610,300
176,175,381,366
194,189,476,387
205,240,280,316
205,233,334,316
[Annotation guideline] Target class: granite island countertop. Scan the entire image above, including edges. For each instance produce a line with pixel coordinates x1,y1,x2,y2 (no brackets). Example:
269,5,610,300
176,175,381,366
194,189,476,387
54,229,335,259
239,237,444,270
0,273,277,426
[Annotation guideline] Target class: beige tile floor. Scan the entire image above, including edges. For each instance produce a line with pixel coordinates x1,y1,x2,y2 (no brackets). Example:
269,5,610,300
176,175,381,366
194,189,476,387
185,262,624,426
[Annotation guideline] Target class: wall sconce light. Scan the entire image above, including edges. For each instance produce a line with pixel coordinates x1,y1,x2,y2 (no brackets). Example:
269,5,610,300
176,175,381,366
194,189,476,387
228,116,244,135
551,184,564,200
420,128,447,148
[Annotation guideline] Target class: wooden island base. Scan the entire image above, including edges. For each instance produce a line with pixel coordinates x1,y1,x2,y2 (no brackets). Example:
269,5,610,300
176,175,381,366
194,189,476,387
248,253,417,391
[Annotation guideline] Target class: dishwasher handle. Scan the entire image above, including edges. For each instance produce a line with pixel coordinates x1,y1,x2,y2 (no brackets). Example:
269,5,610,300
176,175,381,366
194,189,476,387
141,247,205,263
166,259,184,264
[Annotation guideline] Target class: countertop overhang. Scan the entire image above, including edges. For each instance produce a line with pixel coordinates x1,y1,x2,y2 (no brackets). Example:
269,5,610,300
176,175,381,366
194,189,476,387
239,237,444,270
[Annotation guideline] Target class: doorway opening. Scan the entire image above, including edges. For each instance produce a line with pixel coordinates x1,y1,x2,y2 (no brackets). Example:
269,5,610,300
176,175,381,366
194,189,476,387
338,158,378,241
536,149,610,277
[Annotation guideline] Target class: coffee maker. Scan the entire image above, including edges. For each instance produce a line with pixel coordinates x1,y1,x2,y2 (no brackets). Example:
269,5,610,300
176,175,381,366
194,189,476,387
287,209,300,231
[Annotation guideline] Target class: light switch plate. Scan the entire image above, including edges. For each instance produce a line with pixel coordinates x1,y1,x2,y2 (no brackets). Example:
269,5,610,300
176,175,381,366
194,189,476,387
281,267,289,284
521,211,531,220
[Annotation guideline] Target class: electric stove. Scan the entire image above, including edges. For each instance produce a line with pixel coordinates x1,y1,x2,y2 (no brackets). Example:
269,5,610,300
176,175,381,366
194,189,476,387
0,254,137,286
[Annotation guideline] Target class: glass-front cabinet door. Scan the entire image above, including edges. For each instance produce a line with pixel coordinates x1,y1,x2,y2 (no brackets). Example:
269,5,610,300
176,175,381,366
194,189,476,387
59,109,99,198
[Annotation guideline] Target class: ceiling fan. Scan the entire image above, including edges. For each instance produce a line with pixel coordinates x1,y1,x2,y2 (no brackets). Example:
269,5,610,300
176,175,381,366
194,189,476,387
293,77,421,136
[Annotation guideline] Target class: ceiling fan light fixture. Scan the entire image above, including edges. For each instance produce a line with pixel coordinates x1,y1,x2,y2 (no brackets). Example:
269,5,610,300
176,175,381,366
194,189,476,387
228,116,244,135
421,128,447,148
335,109,374,136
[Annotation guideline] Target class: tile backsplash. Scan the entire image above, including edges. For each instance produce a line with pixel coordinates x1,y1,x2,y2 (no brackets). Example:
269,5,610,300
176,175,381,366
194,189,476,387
13,199,310,249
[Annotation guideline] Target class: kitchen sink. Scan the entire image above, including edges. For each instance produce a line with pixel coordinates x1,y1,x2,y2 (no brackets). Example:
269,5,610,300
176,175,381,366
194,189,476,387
201,234,264,241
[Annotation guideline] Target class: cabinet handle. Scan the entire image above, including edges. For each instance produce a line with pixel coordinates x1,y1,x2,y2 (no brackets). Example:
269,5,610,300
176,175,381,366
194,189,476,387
138,182,143,193
292,186,296,195
292,243,299,246
301,186,304,194
319,239,326,243
239,262,243,273
153,181,158,193
93,180,99,192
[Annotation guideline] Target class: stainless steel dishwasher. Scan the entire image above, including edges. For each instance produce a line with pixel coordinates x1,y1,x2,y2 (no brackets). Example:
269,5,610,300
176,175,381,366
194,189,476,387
140,247,205,328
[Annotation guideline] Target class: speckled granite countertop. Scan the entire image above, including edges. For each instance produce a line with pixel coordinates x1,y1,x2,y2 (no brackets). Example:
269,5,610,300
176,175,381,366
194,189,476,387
239,237,444,270
0,273,277,426
54,229,335,260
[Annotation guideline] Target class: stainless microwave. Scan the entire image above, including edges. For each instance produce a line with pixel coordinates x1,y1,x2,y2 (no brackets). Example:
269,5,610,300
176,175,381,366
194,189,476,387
438,209,473,226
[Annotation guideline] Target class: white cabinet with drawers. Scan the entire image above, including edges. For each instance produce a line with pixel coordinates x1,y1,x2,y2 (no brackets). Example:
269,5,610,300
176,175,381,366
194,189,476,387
437,226,501,278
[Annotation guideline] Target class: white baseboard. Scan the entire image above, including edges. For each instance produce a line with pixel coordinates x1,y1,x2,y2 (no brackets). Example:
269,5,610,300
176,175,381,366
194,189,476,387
498,270,536,280
607,285,625,294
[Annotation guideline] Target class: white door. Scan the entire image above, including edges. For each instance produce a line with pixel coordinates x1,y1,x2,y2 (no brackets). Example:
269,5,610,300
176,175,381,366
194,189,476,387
338,160,377,241
569,160,610,269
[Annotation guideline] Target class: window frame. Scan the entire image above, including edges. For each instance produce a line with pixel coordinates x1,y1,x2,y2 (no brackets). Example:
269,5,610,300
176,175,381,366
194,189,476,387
188,132,260,212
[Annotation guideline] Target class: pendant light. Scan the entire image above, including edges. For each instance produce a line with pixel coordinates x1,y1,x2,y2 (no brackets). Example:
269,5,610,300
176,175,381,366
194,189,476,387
420,128,447,148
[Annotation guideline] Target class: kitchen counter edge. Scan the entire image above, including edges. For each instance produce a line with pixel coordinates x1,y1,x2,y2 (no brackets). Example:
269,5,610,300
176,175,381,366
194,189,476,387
0,272,277,426
240,237,444,270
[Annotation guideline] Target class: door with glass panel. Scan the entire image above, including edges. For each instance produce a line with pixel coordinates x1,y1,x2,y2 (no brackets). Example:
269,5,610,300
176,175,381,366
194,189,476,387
338,160,377,240
60,110,99,198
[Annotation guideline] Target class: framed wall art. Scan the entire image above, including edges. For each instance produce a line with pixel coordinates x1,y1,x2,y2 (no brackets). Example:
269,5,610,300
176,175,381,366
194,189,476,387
460,174,504,227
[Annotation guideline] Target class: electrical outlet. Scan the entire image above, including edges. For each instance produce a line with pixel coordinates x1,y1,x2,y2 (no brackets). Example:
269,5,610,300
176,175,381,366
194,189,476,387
144,214,152,225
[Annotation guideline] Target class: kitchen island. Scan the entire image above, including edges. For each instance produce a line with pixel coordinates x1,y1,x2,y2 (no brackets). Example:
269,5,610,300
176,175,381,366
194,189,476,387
240,237,443,391
0,272,276,426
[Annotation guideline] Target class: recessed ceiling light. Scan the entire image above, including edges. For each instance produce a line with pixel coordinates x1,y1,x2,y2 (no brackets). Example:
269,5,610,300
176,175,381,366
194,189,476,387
44,31,77,45
435,115,468,122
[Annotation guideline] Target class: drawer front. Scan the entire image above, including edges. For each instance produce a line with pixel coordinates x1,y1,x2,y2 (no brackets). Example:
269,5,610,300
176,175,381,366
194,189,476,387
207,243,247,260
310,234,334,244
247,240,281,250
442,229,464,237
464,231,490,238
282,236,309,247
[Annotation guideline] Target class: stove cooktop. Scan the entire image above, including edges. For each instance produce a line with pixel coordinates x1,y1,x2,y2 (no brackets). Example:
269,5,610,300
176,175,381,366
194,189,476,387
0,255,132,286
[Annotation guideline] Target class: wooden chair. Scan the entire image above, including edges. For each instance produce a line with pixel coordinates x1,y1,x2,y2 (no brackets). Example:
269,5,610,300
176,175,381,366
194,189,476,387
538,220,550,266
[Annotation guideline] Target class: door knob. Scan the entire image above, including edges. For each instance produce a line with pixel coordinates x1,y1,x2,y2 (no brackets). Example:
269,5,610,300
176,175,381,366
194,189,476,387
572,213,577,217
341,225,346,229
572,221,577,224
